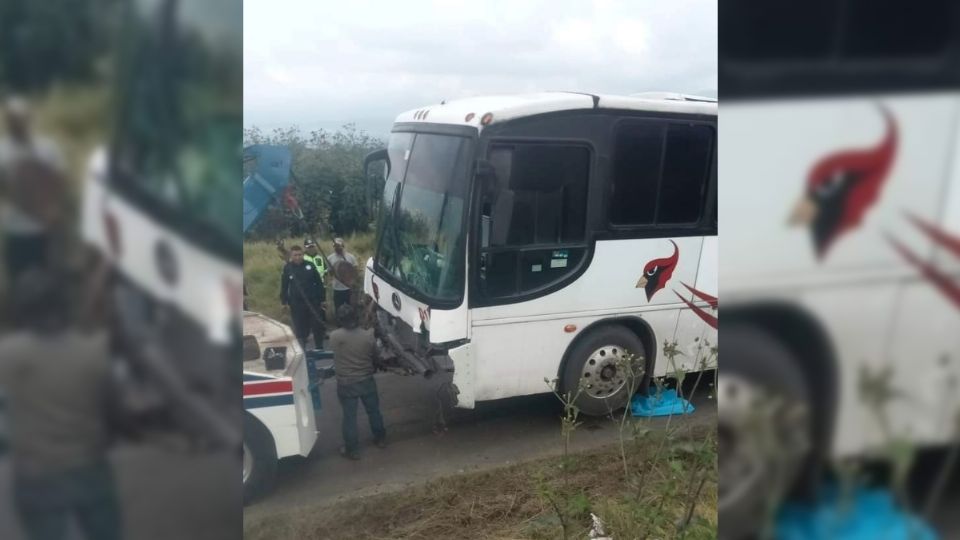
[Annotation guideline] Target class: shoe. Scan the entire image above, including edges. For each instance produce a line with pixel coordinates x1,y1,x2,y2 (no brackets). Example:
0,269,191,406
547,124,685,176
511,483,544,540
374,438,387,449
339,446,360,460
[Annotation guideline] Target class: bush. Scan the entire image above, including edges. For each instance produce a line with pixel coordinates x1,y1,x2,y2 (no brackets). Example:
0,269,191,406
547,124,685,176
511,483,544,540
244,125,385,240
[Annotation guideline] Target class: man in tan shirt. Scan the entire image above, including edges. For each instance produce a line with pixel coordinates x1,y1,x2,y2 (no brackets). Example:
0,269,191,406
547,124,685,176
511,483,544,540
0,271,120,540
328,304,386,460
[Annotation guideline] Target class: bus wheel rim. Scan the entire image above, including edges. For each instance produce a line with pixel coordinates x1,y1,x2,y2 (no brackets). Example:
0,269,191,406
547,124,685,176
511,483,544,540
581,345,628,399
718,374,811,519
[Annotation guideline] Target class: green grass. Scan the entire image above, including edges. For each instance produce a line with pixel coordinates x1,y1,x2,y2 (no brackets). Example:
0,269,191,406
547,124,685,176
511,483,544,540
243,232,376,324
244,425,717,540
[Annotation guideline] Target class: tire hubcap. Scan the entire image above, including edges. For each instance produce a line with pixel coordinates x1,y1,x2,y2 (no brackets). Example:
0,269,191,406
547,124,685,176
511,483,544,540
580,345,632,399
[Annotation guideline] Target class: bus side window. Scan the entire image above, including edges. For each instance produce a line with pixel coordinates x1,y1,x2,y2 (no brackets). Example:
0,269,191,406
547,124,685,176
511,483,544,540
610,121,714,229
480,143,590,299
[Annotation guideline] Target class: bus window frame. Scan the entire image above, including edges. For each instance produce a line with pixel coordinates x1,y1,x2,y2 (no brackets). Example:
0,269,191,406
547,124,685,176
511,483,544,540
473,137,596,304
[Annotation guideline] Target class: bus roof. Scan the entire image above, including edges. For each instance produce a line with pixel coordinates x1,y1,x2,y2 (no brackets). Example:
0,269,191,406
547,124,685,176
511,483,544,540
395,92,717,130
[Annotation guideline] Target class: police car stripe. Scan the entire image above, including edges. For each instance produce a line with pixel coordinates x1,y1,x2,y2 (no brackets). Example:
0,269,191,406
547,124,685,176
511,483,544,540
243,373,275,382
243,380,294,396
243,394,295,409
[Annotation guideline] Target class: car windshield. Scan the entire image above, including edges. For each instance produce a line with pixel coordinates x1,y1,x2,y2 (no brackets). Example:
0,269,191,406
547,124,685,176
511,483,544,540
375,132,472,302
112,0,242,258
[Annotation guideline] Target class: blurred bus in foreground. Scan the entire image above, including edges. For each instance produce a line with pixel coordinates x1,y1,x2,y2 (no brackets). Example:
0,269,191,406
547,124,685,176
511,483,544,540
719,1,960,538
81,0,242,451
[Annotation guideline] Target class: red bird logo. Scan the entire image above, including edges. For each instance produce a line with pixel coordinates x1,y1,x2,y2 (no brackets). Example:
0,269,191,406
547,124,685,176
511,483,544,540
636,240,679,301
789,106,898,260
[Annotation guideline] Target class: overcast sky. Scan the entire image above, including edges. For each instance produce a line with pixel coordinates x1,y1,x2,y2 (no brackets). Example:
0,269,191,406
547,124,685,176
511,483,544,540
244,0,716,138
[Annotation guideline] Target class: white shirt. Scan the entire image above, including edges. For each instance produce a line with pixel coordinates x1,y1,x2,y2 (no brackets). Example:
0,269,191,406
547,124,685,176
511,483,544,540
328,251,357,291
0,136,65,234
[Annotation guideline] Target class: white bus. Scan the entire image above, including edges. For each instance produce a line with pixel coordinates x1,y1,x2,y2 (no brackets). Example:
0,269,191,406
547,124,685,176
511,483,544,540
718,2,960,538
363,92,718,416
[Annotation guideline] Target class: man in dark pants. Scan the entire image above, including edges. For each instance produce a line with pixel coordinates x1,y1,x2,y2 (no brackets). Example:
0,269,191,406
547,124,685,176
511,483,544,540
280,245,326,349
0,270,120,540
327,237,357,314
329,304,386,460
0,98,66,283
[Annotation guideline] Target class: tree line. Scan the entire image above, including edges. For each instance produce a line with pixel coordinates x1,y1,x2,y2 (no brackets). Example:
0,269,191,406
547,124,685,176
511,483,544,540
244,125,386,241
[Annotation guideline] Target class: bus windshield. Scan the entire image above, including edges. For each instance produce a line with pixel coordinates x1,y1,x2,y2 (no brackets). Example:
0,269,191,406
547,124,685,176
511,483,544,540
112,0,242,260
375,132,472,303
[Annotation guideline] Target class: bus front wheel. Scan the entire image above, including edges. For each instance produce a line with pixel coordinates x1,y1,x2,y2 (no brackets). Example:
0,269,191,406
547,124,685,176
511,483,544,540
561,325,646,416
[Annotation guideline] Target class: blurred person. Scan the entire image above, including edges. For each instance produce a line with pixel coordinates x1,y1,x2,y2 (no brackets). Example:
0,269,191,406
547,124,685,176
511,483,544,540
0,97,66,282
329,304,385,460
280,245,326,349
0,270,120,540
328,237,357,313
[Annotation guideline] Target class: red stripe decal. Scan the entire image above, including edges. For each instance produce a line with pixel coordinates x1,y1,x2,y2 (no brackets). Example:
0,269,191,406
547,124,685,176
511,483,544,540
675,291,718,329
905,212,960,260
243,380,293,396
681,282,718,308
888,234,960,311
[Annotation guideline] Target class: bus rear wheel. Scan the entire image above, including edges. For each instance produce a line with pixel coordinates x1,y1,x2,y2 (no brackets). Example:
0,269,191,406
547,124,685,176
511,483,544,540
561,326,646,416
243,413,278,505
719,325,812,540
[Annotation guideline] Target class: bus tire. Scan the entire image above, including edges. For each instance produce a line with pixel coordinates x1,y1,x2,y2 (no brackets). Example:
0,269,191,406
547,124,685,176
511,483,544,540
719,324,812,540
561,325,646,416
243,413,277,505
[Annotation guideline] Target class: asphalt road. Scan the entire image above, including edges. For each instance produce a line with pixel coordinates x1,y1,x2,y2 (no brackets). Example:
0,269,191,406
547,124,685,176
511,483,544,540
0,442,241,540
1,368,955,539
245,371,717,522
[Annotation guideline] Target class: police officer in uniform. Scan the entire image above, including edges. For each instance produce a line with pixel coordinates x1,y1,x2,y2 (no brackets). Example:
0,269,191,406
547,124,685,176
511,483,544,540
303,239,328,280
280,245,326,349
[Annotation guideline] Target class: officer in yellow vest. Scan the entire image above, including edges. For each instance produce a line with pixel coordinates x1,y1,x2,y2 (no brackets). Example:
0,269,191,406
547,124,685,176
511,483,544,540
303,239,328,279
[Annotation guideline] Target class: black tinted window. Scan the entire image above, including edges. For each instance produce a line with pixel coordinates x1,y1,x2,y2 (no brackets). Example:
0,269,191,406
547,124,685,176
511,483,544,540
721,1,835,61
488,144,589,246
722,0,953,62
659,124,713,224
479,143,591,300
611,121,714,227
610,122,662,225
720,0,960,97
844,0,952,59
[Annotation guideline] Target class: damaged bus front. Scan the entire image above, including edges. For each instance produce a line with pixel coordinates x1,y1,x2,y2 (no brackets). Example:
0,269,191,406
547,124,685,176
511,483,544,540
363,125,476,405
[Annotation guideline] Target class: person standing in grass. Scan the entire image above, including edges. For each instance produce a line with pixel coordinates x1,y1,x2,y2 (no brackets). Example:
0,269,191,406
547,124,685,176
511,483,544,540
0,97,67,283
329,304,385,460
327,238,357,315
303,239,328,280
280,245,326,349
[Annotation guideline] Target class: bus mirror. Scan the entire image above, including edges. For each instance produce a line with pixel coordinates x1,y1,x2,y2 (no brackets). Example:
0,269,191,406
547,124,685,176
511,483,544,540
364,148,389,216
364,148,389,178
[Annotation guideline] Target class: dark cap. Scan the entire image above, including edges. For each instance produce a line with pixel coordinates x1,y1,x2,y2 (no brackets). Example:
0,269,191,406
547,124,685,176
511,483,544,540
337,304,358,328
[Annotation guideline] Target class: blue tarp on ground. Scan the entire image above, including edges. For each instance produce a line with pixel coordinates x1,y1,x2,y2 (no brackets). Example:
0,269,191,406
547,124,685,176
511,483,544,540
776,487,938,540
630,388,695,417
